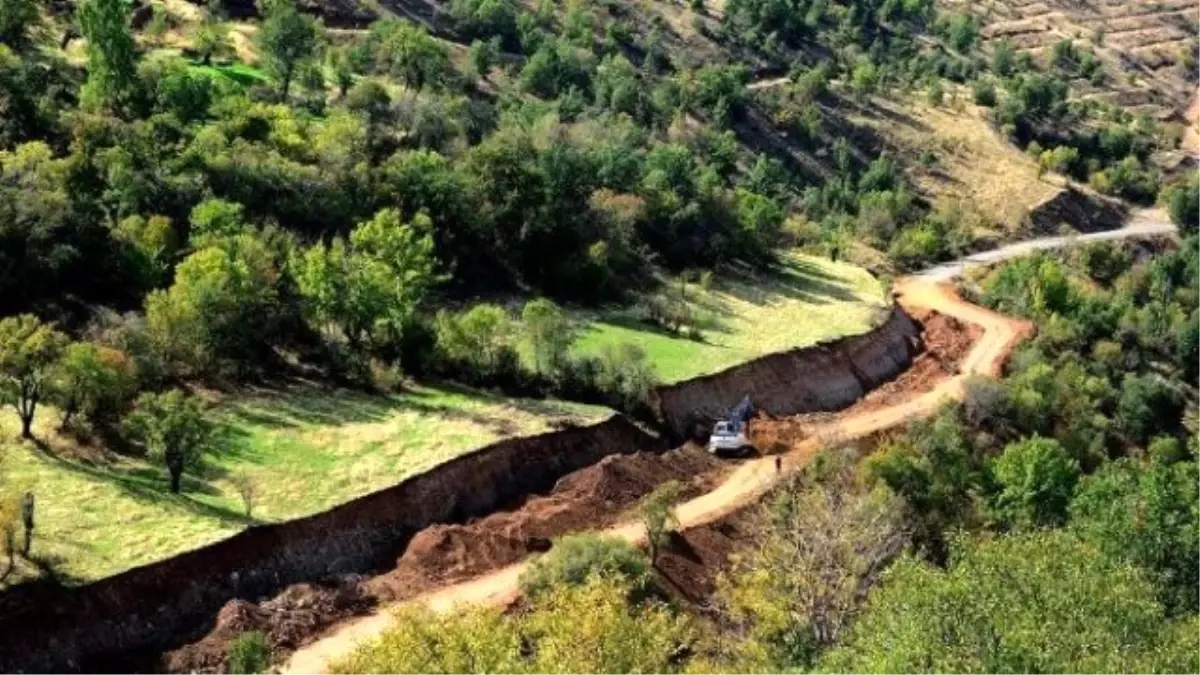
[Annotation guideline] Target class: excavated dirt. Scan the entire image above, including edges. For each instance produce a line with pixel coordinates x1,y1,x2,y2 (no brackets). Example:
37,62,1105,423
164,582,373,673
367,446,729,600
751,308,979,452
652,508,756,606
166,446,729,673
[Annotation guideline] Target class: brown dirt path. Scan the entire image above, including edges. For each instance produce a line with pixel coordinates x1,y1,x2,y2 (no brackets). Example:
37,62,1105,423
280,280,1034,675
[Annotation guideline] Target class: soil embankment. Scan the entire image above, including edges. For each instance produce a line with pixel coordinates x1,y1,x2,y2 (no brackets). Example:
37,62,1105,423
653,305,923,440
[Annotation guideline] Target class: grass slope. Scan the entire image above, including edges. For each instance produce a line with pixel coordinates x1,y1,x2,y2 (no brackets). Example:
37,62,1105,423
572,252,887,384
2,385,605,585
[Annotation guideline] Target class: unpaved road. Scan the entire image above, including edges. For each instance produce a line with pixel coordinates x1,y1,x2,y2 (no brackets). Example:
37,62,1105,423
282,220,1171,674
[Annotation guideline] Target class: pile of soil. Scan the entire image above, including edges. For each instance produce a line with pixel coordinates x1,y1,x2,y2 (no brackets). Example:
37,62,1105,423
163,581,372,674
166,446,729,673
752,308,979,451
653,508,756,606
368,446,729,600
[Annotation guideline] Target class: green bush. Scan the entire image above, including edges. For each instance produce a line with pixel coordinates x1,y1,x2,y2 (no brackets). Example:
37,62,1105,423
227,631,271,674
519,533,651,600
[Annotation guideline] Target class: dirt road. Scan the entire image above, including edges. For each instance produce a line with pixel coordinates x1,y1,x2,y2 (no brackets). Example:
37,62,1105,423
282,222,1170,674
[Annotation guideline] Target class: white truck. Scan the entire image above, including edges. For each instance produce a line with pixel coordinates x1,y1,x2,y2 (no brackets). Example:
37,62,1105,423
706,395,755,456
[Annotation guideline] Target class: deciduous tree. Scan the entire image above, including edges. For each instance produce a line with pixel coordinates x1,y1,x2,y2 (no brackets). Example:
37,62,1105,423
0,315,67,439
78,0,139,112
124,389,214,493
255,0,320,99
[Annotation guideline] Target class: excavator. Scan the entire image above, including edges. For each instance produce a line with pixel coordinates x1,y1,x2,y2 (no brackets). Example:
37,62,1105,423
706,395,755,456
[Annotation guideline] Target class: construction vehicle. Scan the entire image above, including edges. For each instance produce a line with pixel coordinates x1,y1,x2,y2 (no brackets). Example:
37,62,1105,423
707,395,755,456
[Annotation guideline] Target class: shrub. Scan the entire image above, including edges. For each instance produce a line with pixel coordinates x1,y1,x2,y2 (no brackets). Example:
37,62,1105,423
227,631,271,674
971,79,996,106
520,533,651,600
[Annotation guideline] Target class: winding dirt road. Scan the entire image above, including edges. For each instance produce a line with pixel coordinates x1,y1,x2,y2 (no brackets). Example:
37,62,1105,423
282,219,1172,674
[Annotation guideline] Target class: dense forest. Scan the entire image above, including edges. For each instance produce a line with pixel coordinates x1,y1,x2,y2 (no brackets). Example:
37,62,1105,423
0,0,1194,422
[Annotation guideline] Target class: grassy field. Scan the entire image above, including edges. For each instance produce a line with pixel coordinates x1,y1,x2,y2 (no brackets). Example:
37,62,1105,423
0,385,606,585
570,252,887,384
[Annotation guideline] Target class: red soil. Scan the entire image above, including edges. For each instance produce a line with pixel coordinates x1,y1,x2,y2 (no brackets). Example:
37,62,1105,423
751,308,980,451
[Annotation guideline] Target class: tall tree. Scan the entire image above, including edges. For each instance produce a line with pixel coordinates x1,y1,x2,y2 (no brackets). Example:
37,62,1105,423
193,0,233,66
820,531,1199,673
297,210,439,350
255,0,320,99
78,0,139,112
124,389,214,493
0,315,67,439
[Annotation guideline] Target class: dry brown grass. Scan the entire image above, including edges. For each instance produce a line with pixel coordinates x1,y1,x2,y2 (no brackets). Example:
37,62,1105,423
846,94,1060,232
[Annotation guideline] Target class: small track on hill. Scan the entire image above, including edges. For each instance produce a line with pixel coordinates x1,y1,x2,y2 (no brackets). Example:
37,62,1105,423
280,216,1174,675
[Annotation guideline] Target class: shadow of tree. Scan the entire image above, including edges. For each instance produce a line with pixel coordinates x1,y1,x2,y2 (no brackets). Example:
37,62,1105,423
28,439,255,529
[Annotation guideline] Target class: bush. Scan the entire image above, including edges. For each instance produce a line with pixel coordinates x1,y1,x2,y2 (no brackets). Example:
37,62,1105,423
519,533,651,600
227,631,271,674
990,436,1080,528
1117,374,1182,444
971,79,996,106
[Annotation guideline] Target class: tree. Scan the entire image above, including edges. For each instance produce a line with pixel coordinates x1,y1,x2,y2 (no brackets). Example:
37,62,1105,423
521,298,574,375
78,0,139,112
358,20,451,90
819,531,1200,673
189,198,247,246
989,436,1080,528
718,452,910,670
433,304,516,377
332,575,695,674
193,0,233,66
0,0,40,49
1165,172,1198,236
638,479,684,566
1038,145,1078,178
1116,373,1181,444
297,210,439,350
992,38,1015,76
1176,310,1198,381
467,37,500,79
230,472,257,518
0,315,67,439
145,235,284,376
255,0,320,99
124,389,215,493
227,631,271,674
1071,458,1198,614
51,341,137,431
326,45,355,98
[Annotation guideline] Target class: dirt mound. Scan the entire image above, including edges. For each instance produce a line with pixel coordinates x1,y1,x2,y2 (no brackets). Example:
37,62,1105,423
163,582,372,674
653,509,756,606
368,447,728,600
751,308,979,451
